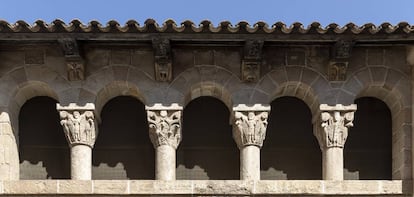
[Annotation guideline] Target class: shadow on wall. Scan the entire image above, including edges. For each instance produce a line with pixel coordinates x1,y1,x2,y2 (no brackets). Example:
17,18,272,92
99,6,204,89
344,97,392,180
19,96,70,179
177,96,239,180
92,96,154,180
261,96,322,180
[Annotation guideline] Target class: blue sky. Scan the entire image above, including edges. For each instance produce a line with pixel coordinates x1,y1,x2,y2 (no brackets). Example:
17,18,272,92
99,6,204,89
1,0,413,26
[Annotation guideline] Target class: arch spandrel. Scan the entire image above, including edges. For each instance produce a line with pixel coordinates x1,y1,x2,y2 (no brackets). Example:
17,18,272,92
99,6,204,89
168,65,242,108
260,66,327,115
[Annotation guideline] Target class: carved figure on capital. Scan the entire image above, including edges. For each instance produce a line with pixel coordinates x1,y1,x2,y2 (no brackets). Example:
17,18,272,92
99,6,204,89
59,110,96,147
233,111,268,148
147,110,182,149
317,107,355,148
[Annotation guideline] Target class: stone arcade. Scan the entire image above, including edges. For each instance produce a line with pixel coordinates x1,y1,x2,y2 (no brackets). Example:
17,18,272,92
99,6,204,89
0,20,413,196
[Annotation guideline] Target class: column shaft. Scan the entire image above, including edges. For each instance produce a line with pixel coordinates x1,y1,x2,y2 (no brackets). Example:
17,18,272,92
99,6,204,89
322,147,343,180
155,145,176,180
146,104,182,180
240,145,260,180
0,113,19,180
71,144,91,180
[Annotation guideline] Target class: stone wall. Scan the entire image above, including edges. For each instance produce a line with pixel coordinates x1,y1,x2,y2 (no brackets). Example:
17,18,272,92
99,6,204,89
0,38,411,195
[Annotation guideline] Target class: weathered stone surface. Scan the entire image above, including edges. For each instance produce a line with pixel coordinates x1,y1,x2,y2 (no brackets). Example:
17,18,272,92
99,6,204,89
3,180,57,194
0,180,406,195
93,180,128,194
58,180,92,194
129,180,193,194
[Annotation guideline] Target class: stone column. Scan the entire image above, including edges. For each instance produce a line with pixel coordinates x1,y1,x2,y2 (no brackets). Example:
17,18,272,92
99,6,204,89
314,104,356,180
0,112,19,180
232,104,270,180
56,103,97,180
146,104,182,180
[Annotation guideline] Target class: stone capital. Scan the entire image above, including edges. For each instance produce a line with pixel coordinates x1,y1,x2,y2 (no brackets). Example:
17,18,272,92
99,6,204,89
146,104,183,149
314,104,357,149
232,104,270,149
56,103,97,148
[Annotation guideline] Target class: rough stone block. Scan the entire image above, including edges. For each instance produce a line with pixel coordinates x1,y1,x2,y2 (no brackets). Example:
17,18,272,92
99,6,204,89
85,49,110,72
214,49,241,75
287,50,306,65
172,49,194,76
367,48,385,65
93,180,128,194
0,51,24,76
194,50,214,65
130,180,193,195
111,50,131,65
4,180,57,194
267,68,288,86
193,180,253,195
255,180,323,195
58,180,92,194
24,50,44,65
286,66,303,81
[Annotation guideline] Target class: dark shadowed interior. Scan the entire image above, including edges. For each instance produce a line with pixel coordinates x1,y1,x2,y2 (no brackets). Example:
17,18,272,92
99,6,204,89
344,97,392,180
92,96,154,179
177,96,239,180
261,96,321,180
19,96,70,179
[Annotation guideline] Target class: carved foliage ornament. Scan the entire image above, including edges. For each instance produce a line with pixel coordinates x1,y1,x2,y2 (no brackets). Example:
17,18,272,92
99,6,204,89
147,110,182,149
152,38,172,82
315,104,356,149
59,110,96,147
233,111,268,148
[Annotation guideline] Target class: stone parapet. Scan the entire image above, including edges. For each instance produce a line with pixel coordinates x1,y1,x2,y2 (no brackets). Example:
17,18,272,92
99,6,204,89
0,180,408,196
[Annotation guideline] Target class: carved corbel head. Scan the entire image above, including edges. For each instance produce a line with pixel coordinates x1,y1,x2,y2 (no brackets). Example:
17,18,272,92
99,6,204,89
58,38,85,81
152,38,172,82
241,40,264,83
328,40,354,82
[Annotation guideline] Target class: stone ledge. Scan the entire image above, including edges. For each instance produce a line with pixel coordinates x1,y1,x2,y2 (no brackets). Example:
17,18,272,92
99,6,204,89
0,180,409,196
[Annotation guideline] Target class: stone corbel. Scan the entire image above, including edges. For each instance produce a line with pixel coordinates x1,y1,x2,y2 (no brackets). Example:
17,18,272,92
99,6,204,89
58,38,85,81
152,38,172,82
328,40,354,81
232,104,270,149
56,103,97,148
314,104,357,149
146,103,182,149
241,40,264,82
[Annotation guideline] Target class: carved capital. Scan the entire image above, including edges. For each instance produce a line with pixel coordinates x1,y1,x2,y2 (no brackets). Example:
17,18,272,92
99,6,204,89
58,38,85,81
314,104,357,149
232,104,270,149
242,40,264,82
152,38,172,82
56,103,97,148
146,104,183,149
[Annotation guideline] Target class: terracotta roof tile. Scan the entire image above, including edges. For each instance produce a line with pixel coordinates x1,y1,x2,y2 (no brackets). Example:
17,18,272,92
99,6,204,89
0,19,412,34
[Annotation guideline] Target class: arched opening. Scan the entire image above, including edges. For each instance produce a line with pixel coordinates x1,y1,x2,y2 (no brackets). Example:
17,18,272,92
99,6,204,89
261,96,321,180
19,96,70,179
177,96,239,180
92,96,154,179
344,97,392,180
